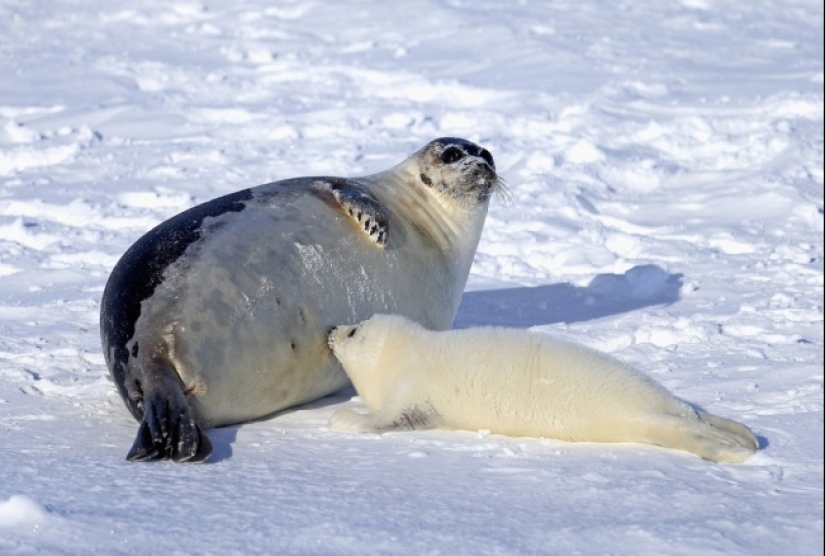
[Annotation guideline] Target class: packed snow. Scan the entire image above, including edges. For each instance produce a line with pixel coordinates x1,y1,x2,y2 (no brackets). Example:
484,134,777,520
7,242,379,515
1,0,822,554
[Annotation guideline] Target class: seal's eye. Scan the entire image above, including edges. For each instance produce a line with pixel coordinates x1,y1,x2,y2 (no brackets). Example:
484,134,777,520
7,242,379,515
440,146,465,164
479,149,495,169
347,328,358,338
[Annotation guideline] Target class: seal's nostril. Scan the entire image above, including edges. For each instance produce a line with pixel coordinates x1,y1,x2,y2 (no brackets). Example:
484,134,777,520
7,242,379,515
347,328,358,338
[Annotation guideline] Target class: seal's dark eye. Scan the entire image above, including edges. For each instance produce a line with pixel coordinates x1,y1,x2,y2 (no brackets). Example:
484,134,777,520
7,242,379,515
440,146,465,164
479,149,495,169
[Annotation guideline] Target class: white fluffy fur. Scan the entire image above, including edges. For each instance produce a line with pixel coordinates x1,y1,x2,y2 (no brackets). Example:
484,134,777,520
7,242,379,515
328,314,758,463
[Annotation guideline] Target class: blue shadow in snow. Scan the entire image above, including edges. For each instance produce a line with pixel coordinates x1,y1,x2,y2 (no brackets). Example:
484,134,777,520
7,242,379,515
205,426,238,463
455,264,683,329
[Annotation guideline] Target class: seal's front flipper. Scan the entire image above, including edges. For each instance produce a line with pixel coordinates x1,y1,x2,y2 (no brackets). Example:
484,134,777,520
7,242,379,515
126,362,212,463
317,179,389,247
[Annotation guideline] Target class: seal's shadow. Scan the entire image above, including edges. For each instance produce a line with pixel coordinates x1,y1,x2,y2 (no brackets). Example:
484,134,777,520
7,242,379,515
206,426,238,463
455,264,683,329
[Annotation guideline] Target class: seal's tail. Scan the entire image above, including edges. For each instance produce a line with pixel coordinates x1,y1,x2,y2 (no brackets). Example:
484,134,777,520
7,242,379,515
646,411,758,463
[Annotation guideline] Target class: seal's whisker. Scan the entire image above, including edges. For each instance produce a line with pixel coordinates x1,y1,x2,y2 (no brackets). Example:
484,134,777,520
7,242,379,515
492,176,513,206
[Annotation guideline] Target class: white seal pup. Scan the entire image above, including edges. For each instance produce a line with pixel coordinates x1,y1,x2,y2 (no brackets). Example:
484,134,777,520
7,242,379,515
327,315,759,463
100,138,504,462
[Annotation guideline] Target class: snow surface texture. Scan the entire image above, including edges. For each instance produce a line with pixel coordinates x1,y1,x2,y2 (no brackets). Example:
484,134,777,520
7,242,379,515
0,0,822,554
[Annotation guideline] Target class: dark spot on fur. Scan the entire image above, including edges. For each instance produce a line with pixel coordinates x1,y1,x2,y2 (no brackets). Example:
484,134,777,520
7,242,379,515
275,297,282,306
131,342,139,358
392,406,434,430
290,341,297,350
298,307,307,325
420,173,432,186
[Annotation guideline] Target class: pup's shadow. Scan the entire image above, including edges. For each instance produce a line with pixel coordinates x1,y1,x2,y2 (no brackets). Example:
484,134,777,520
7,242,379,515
205,388,357,463
455,264,683,329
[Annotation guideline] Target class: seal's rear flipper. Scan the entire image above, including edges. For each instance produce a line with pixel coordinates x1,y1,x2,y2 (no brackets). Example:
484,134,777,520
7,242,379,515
697,411,758,451
646,412,758,463
125,363,212,463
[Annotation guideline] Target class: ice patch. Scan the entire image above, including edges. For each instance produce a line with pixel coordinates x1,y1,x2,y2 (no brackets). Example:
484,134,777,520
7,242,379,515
0,262,21,277
0,143,79,175
564,140,605,164
633,321,707,347
117,190,194,209
48,250,122,270
188,108,259,124
707,233,758,255
524,152,557,173
598,160,662,193
588,264,677,301
0,218,61,250
0,495,53,530
0,105,64,119
1,199,159,231
2,120,42,144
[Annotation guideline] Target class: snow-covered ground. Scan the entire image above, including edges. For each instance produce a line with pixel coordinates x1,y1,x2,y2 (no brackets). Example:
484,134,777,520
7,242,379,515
1,0,822,553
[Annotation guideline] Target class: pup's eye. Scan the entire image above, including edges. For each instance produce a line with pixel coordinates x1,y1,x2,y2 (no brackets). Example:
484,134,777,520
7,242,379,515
440,146,465,164
347,328,358,338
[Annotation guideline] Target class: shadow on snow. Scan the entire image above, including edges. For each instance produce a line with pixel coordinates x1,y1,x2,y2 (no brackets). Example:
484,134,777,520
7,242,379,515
455,264,684,329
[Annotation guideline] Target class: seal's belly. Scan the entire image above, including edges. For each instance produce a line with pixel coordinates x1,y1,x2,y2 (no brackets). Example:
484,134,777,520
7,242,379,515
135,194,454,426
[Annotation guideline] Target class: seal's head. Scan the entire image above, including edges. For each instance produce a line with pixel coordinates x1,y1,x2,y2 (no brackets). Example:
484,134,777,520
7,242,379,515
414,137,506,207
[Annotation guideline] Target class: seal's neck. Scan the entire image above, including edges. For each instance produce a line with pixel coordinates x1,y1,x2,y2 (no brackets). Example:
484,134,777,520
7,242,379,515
368,168,489,277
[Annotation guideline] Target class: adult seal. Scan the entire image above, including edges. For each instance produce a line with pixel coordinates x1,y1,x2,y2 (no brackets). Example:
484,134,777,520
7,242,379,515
328,315,759,463
100,137,503,462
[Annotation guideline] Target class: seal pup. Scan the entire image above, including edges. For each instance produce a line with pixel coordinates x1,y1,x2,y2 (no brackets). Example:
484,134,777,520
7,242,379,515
327,315,759,463
100,138,503,462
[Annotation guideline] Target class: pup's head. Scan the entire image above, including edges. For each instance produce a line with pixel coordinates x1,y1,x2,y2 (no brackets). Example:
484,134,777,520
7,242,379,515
327,314,421,381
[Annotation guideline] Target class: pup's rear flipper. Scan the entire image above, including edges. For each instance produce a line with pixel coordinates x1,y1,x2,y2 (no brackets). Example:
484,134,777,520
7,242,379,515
696,411,758,451
648,412,758,464
126,363,212,463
